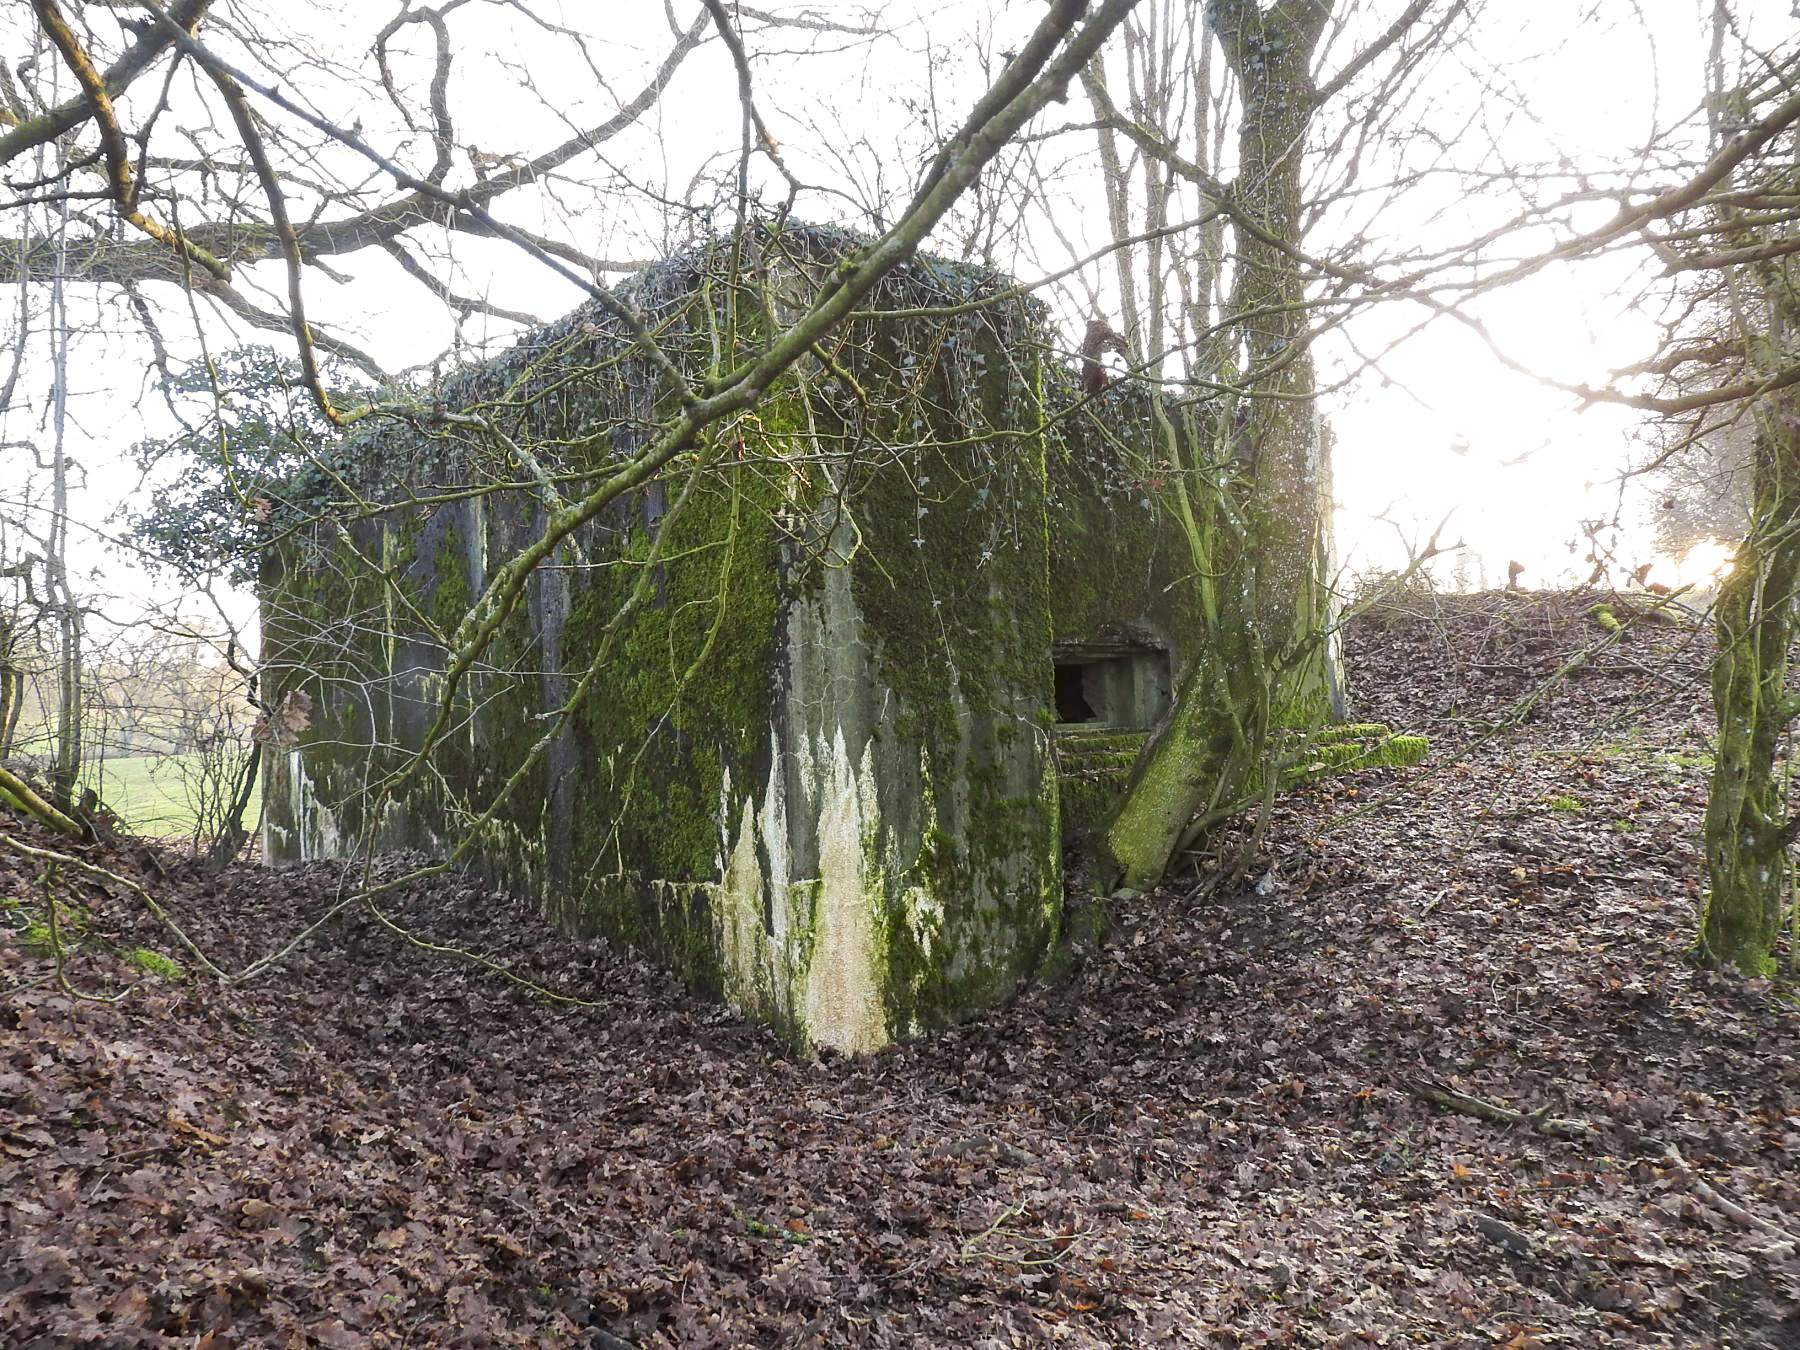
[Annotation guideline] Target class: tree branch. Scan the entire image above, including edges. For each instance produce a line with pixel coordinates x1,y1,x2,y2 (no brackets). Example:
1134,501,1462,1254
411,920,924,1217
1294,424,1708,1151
203,59,344,422
381,0,1146,806
1315,0,1454,106
29,0,230,280
1,3,704,296
0,0,213,165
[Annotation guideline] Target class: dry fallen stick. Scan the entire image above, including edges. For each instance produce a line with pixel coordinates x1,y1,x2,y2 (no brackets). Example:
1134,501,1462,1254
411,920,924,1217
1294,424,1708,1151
1663,1144,1800,1258
1404,1077,1590,1140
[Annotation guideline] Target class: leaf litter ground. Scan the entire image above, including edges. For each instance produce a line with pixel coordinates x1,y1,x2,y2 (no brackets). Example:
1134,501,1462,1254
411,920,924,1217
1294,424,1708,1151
2,591,1797,1347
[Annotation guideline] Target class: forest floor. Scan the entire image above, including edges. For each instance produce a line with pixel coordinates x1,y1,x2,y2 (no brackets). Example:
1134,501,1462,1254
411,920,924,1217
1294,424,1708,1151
2,589,1798,1348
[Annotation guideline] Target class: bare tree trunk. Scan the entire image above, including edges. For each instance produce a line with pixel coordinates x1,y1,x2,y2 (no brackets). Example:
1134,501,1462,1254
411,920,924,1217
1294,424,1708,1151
1079,60,1145,346
203,740,262,872
1105,0,1338,889
46,232,83,814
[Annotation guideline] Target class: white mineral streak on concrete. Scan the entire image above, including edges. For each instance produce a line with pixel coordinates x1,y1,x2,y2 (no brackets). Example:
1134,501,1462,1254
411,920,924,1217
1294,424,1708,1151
716,720,887,1054
718,791,767,1012
801,725,886,1055
713,535,893,1054
758,736,790,917
288,750,344,862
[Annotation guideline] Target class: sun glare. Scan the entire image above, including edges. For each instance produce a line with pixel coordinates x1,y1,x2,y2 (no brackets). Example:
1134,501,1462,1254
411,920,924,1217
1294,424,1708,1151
1674,538,1735,589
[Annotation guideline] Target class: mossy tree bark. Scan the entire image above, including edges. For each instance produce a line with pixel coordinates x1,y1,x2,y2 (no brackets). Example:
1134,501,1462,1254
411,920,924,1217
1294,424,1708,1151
1104,0,1339,889
1695,32,1800,976
1704,531,1795,976
1701,313,1799,976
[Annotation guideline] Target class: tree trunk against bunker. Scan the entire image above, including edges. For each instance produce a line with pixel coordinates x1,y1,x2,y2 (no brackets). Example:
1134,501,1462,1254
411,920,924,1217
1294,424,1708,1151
1702,298,1800,977
1104,0,1338,890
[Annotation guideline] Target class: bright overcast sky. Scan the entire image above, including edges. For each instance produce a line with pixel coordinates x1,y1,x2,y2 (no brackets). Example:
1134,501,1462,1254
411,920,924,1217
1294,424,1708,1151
0,0,1783,627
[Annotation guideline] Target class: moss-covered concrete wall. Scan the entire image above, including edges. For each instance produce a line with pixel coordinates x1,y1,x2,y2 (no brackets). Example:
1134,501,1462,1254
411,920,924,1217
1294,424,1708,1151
263,225,1180,1054
1040,392,1210,842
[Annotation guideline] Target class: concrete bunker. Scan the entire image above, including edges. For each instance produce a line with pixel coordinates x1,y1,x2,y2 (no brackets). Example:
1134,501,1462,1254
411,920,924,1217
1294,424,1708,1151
260,223,1199,1053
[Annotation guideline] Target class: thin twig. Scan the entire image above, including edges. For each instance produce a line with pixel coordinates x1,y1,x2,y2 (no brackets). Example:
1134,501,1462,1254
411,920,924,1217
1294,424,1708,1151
1663,1143,1800,1255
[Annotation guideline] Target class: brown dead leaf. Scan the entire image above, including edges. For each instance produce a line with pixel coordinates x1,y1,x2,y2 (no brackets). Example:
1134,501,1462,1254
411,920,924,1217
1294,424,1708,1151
254,689,314,747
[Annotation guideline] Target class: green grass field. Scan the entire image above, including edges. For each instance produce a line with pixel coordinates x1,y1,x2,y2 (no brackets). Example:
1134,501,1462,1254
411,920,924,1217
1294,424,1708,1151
88,752,261,839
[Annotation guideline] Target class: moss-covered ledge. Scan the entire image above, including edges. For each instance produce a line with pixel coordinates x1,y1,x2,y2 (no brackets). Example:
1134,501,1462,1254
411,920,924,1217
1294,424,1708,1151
1284,722,1429,783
